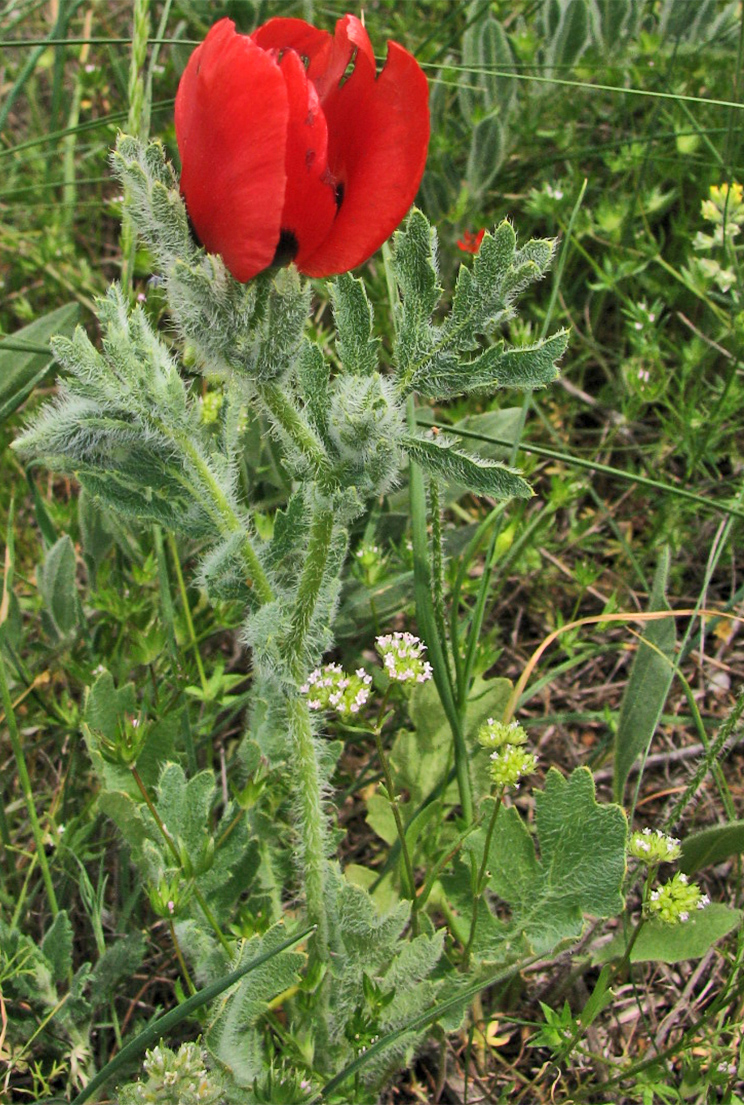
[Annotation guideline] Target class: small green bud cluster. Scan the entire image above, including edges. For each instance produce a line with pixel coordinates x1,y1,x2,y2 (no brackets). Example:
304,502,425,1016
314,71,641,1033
477,717,528,751
647,872,710,926
628,827,681,865
118,1042,223,1105
301,663,372,717
477,717,536,789
200,389,223,426
489,743,538,789
629,825,710,925
90,715,147,767
147,873,192,919
375,632,433,685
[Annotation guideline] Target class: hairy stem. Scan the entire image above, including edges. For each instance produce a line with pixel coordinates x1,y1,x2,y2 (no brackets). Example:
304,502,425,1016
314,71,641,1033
259,381,331,480
283,503,337,962
286,694,330,960
166,425,274,604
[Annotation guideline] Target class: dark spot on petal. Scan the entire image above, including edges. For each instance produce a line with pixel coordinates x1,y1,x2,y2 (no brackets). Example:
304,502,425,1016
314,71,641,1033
306,149,316,169
335,181,345,210
272,229,299,267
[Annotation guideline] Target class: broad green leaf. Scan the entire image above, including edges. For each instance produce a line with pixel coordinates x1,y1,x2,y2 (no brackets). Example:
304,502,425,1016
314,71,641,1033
37,534,79,639
403,434,532,500
89,934,146,1005
366,676,512,847
0,303,79,422
41,911,73,983
78,488,116,577
681,820,744,875
594,904,742,965
155,763,215,866
543,0,590,75
466,114,504,197
207,927,307,1088
614,547,676,802
465,767,627,955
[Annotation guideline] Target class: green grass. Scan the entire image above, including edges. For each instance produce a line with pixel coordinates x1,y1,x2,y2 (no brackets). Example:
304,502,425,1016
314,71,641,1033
2,1,744,1102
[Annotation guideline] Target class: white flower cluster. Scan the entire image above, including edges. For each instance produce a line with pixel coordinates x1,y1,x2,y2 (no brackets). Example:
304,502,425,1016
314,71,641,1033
628,827,682,865
301,663,372,717
375,632,433,685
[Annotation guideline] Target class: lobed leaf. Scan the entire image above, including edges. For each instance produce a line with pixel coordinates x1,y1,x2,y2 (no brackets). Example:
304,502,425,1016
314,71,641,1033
403,433,533,500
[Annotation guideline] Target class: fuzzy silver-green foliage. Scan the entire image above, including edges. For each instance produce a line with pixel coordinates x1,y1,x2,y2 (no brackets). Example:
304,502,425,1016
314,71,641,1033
14,134,572,1097
324,872,445,1085
393,211,566,401
202,928,305,1090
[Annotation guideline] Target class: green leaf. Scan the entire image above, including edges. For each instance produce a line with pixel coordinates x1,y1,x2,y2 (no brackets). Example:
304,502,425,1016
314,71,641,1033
466,767,627,955
0,303,79,422
330,273,380,377
466,114,504,197
78,488,116,577
543,0,590,75
594,904,742,965
403,434,532,500
71,923,314,1105
413,330,567,400
207,926,306,1088
85,670,137,743
367,676,512,847
41,911,73,983
297,340,331,440
614,547,676,802
392,208,442,322
89,934,146,1005
37,534,80,639
681,820,744,875
155,763,215,864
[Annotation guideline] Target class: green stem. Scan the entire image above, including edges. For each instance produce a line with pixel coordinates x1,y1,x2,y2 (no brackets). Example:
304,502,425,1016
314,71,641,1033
167,426,274,604
286,695,330,961
167,532,208,696
286,505,335,677
121,0,151,294
259,382,331,479
463,788,504,967
283,503,337,962
0,647,59,917
408,400,474,825
373,728,419,935
429,480,451,682
130,765,232,956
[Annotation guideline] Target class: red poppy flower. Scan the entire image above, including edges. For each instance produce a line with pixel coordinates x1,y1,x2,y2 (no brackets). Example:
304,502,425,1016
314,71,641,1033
175,15,430,282
457,228,486,254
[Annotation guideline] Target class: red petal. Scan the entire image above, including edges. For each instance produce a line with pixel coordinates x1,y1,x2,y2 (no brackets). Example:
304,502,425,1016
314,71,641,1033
175,19,288,282
277,50,337,267
299,41,430,278
251,14,374,103
251,17,332,77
